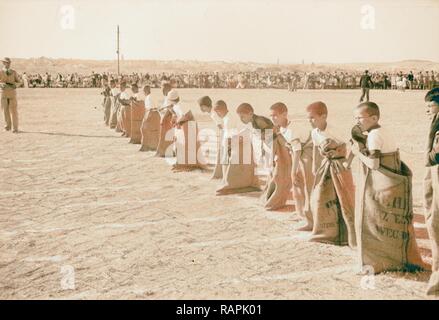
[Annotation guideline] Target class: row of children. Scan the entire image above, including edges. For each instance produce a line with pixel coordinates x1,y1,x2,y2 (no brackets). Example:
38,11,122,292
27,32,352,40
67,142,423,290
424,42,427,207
100,81,439,296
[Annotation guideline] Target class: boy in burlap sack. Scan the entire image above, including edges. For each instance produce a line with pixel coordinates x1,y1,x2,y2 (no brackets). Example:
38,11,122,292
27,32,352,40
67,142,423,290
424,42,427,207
423,88,439,295
351,101,427,274
139,85,160,152
261,102,293,211
117,82,133,137
307,101,356,248
109,79,120,130
129,84,146,144
156,83,174,157
216,103,268,195
101,84,111,126
198,96,224,179
166,90,205,172
115,81,124,133
292,124,320,231
211,100,238,178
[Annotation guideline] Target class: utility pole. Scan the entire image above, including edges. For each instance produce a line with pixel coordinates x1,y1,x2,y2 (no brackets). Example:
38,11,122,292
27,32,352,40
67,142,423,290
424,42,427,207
117,25,120,76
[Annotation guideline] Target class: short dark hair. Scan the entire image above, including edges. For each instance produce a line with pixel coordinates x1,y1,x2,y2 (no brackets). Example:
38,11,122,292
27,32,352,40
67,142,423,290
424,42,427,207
214,100,227,111
306,101,327,116
198,96,212,108
270,102,288,114
357,101,380,118
425,87,439,105
237,103,254,114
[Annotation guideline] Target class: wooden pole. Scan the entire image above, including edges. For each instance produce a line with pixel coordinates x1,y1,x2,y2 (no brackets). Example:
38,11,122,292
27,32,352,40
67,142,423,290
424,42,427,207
117,25,120,76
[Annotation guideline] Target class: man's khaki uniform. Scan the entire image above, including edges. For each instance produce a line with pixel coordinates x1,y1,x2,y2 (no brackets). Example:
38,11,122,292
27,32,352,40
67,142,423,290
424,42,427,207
0,68,20,131
424,113,439,295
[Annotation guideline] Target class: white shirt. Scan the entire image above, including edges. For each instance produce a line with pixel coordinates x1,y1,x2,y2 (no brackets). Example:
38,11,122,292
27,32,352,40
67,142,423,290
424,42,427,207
172,103,184,118
145,94,155,109
279,124,302,152
222,111,242,139
161,96,169,108
133,91,146,101
210,111,223,126
366,127,398,154
293,126,314,152
280,125,292,142
311,124,343,147
119,89,132,100
110,87,120,96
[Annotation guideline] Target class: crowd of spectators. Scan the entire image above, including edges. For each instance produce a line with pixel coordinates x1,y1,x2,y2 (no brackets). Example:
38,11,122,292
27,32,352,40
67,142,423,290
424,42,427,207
20,70,437,90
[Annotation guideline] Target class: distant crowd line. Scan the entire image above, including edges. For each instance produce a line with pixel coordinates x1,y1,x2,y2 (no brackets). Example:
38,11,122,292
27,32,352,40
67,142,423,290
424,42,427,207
20,69,438,91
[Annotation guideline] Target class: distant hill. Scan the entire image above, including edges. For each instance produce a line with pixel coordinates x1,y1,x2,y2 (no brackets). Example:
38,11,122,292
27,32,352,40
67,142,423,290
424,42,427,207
11,57,439,74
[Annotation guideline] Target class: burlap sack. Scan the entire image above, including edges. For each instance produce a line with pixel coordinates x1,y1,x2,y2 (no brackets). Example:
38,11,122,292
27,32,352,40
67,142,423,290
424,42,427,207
292,134,316,230
109,97,119,129
310,140,356,248
173,111,205,171
356,151,427,274
261,134,292,210
211,128,223,180
424,165,439,295
156,109,174,157
216,131,260,195
139,109,161,152
115,103,123,133
120,104,132,137
103,96,111,126
129,100,145,144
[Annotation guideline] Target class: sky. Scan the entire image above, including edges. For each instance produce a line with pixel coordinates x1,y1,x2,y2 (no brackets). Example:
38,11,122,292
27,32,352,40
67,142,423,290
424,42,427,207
0,0,438,64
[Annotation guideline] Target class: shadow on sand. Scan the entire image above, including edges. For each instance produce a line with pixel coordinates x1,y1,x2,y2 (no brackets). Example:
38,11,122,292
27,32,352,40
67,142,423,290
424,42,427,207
19,131,120,139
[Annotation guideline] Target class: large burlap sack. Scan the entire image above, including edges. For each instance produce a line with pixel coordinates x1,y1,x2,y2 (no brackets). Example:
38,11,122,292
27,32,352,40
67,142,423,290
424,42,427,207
261,134,292,210
103,96,111,126
115,102,123,133
140,109,161,152
110,97,119,129
292,135,316,230
156,109,175,157
310,139,356,248
129,100,145,144
424,165,439,295
173,111,205,171
120,104,132,137
211,128,224,180
356,152,427,274
310,158,356,247
216,130,260,195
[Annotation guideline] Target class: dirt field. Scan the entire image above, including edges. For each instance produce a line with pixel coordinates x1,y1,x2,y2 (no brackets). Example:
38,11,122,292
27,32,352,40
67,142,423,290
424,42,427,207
0,88,436,299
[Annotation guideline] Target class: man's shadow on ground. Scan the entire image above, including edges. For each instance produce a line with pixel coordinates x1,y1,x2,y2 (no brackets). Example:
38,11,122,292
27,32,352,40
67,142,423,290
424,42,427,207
18,130,120,139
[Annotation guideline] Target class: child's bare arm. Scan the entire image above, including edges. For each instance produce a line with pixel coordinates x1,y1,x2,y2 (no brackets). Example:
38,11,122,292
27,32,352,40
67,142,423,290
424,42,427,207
427,132,439,166
351,141,380,170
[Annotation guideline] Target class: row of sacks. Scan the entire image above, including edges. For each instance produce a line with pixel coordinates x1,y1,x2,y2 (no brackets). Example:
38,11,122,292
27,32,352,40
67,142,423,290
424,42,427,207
100,84,439,296
104,83,208,172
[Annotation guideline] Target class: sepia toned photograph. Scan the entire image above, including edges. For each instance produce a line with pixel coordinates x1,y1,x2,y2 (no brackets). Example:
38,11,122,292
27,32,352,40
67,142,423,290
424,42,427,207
1,0,439,303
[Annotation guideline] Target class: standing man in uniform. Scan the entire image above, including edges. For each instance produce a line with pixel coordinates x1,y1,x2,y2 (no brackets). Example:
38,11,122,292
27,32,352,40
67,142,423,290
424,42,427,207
0,58,21,133
423,88,439,295
359,70,373,103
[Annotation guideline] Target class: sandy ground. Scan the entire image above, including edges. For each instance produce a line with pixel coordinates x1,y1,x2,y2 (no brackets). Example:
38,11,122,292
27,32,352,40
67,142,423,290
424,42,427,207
0,88,437,300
